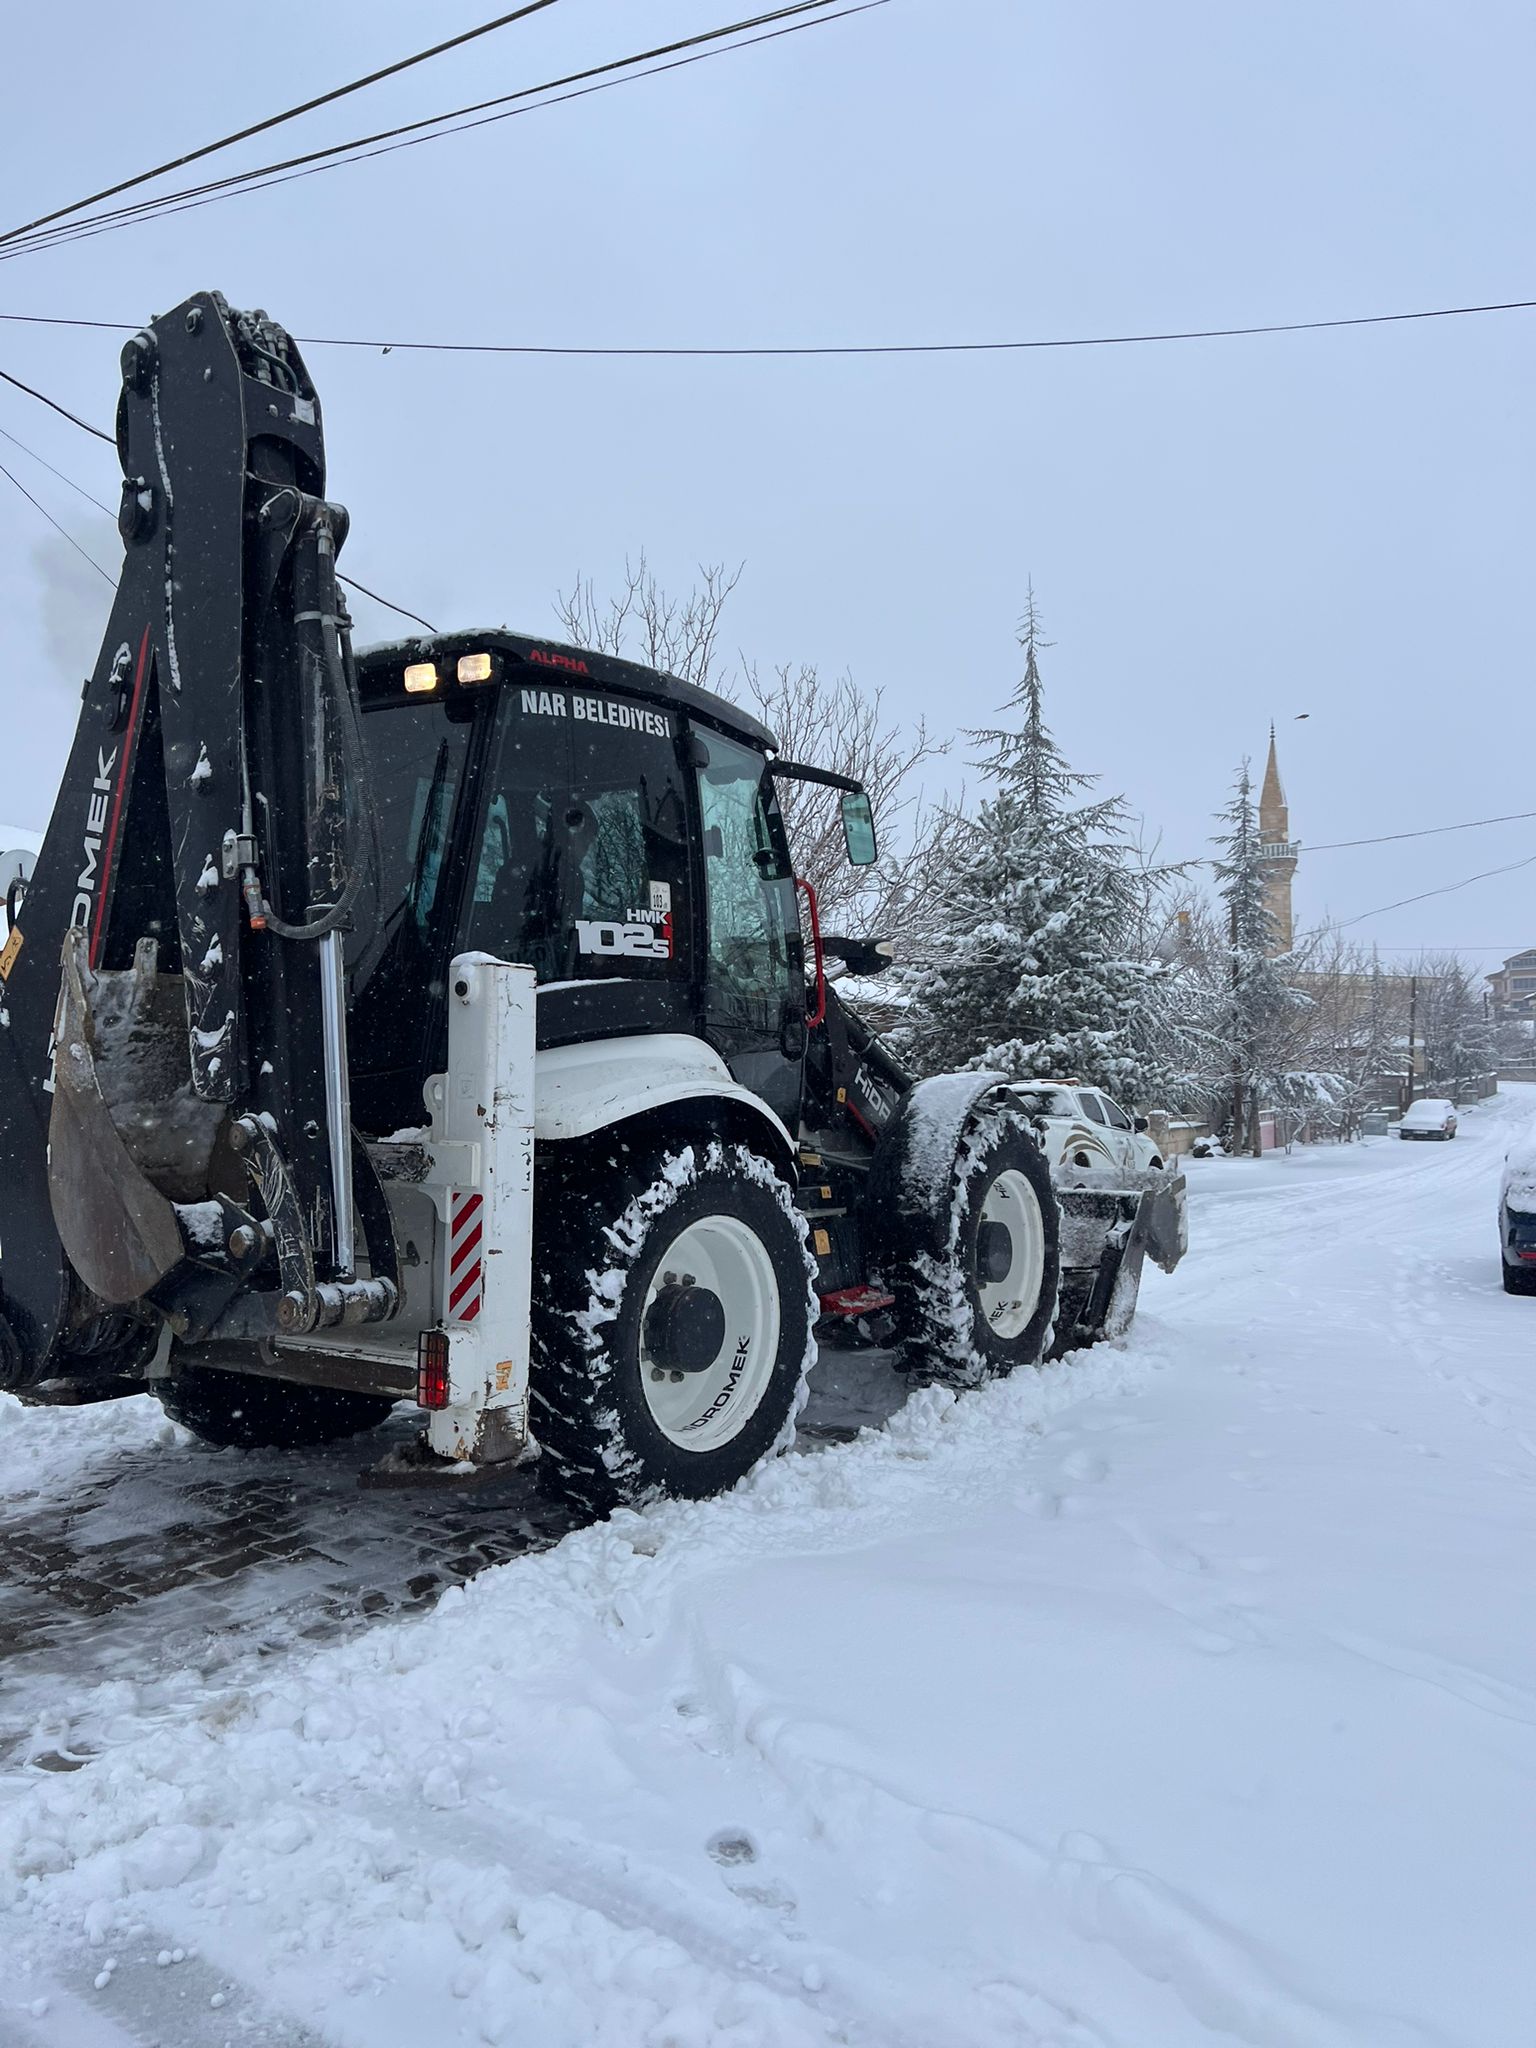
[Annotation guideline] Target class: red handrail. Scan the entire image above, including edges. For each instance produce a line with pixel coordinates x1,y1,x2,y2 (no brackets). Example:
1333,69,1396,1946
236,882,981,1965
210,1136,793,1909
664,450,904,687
796,876,826,1028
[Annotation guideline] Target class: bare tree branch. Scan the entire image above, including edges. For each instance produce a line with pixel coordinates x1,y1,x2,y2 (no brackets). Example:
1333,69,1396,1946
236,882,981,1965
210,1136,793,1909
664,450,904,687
553,559,951,946
555,554,742,690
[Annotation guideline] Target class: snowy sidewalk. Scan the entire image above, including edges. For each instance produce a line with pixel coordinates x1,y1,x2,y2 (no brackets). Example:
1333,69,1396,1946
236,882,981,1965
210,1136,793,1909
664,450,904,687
3,1093,1535,2046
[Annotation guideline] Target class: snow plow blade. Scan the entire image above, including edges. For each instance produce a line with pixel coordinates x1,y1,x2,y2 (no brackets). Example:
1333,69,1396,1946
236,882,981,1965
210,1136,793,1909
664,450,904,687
1050,1169,1186,1356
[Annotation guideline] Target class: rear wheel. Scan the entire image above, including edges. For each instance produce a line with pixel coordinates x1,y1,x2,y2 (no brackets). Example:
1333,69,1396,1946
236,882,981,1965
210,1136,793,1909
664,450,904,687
160,1353,395,1449
1502,1264,1536,1295
531,1138,815,1514
891,1109,1060,1388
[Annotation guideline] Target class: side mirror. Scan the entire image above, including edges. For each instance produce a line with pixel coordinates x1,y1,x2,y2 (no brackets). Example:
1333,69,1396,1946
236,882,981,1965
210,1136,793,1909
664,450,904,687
822,934,895,977
1134,1115,1149,1133
840,790,877,867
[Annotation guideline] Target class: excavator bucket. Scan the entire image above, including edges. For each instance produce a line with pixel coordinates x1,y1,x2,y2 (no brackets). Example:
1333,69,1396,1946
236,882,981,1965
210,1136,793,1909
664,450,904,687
47,930,184,1305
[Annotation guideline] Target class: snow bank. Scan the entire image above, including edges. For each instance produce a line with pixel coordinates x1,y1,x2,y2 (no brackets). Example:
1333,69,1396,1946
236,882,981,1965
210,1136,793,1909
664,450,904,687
0,1391,178,1504
0,1348,1145,2048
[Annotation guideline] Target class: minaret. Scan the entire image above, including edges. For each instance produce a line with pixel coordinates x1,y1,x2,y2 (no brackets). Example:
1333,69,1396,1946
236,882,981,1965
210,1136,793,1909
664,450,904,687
1257,725,1298,954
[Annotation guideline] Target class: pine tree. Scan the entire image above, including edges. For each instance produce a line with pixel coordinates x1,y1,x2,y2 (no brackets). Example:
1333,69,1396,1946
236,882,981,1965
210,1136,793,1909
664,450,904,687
1135,896,1240,1119
903,591,1158,1094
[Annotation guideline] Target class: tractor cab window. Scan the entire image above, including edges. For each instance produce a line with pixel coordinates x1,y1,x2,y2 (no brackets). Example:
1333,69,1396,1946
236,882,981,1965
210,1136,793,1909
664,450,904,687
694,730,796,1020
693,727,802,1130
347,693,481,1133
351,703,475,964
466,690,690,984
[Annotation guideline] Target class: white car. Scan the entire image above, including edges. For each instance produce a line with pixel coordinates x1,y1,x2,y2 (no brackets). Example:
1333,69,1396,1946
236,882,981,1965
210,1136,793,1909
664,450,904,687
1014,1081,1166,1177
1399,1098,1458,1141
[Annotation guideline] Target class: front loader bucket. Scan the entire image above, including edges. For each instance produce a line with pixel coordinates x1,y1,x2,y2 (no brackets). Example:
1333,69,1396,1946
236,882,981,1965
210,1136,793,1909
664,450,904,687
1049,1171,1187,1355
48,930,184,1305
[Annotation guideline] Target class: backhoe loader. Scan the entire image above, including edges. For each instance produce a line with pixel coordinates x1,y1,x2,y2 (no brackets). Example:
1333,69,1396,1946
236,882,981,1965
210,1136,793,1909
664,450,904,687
0,292,1184,1510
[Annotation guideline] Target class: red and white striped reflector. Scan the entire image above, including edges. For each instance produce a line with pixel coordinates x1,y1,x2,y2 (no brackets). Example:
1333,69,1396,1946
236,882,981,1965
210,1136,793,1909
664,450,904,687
446,1189,485,1323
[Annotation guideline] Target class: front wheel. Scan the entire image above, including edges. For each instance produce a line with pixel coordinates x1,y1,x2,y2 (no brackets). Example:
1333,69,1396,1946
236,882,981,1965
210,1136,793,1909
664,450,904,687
890,1108,1060,1388
531,1139,815,1514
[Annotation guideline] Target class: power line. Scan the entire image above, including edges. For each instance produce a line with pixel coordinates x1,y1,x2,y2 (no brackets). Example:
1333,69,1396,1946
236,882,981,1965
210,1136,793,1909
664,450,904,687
0,458,115,584
338,574,437,635
3,291,1533,365
1,375,439,632
1334,852,1536,932
294,295,1536,359
0,2,862,262
0,421,114,516
0,1,565,248
0,365,113,443
1306,807,1536,853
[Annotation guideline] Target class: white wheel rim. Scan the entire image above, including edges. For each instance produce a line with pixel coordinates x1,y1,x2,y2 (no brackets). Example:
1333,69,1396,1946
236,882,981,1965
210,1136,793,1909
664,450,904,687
639,1214,782,1451
976,1169,1045,1340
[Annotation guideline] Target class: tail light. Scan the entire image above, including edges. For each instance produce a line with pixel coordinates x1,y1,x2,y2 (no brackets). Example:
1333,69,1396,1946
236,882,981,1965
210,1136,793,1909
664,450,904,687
417,1329,451,1408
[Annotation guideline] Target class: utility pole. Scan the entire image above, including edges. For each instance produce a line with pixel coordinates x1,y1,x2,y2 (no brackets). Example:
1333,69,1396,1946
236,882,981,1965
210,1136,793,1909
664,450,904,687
1405,974,1418,1111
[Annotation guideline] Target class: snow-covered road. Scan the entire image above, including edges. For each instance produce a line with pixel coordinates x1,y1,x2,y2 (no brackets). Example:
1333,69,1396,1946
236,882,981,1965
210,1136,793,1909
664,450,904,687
3,1091,1535,2047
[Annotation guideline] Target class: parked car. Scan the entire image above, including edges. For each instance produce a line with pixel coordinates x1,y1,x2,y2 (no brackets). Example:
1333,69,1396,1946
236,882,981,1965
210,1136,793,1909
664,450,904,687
1015,1082,1167,1175
1399,1098,1458,1141
1499,1120,1536,1293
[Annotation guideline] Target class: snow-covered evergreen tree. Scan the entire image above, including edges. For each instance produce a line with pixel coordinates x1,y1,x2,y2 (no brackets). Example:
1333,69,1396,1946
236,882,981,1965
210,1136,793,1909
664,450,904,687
1134,895,1242,1117
902,592,1159,1093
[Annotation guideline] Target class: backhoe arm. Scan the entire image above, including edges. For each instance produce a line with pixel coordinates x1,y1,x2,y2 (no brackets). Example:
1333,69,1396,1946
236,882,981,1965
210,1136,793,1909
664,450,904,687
0,292,392,1390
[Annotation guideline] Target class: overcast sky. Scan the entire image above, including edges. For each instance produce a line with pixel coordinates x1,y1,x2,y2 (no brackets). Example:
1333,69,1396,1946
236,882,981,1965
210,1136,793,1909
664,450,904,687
1,0,1531,967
